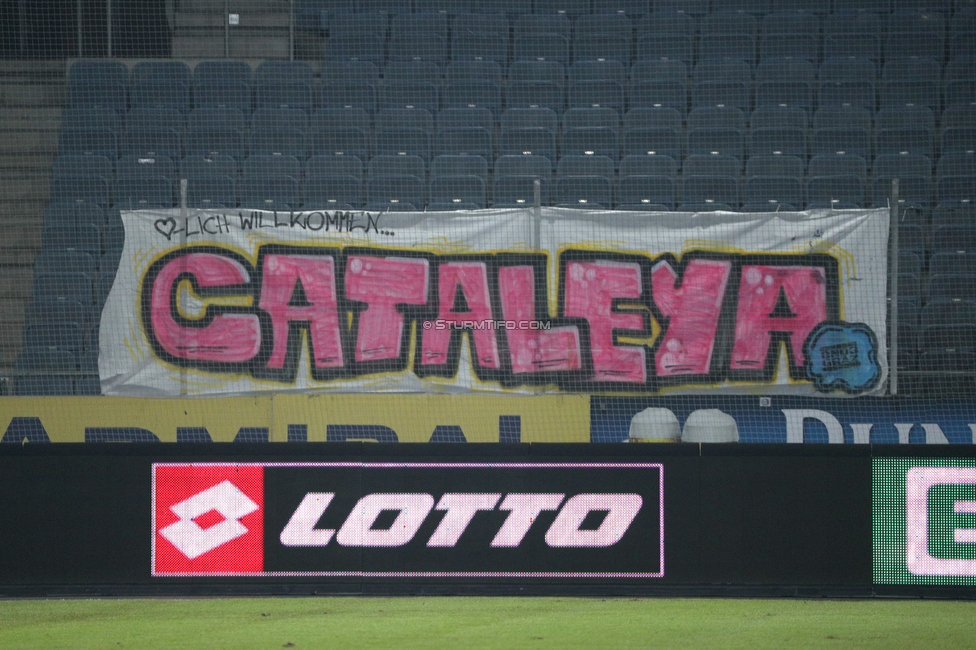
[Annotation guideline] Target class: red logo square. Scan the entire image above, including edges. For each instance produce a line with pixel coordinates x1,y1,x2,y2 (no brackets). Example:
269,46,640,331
153,464,264,576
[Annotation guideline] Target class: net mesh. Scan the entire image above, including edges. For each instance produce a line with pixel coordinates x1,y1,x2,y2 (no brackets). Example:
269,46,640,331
1,1,975,443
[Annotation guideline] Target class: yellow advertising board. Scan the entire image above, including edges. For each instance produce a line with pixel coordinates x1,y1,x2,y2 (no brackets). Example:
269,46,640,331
0,395,589,443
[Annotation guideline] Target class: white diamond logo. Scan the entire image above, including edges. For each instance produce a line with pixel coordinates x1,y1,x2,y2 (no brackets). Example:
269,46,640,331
159,480,259,560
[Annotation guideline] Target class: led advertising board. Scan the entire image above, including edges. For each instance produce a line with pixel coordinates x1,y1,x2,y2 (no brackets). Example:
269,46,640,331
152,462,664,579
874,457,976,585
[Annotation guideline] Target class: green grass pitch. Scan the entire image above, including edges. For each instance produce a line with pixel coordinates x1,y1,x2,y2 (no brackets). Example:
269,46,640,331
1,597,975,649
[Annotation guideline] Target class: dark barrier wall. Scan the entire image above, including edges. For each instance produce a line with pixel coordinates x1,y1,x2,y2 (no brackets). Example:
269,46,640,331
0,443,893,597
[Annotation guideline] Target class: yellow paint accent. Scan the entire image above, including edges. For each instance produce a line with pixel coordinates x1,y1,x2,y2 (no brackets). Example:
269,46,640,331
0,395,589,443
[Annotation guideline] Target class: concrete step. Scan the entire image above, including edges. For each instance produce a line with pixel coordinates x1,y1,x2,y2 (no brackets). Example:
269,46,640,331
175,11,291,28
0,269,34,300
0,179,50,203
0,248,37,266
0,297,28,321
0,130,58,154
0,60,65,81
181,0,290,12
173,35,290,59
0,153,58,171
0,108,61,125
0,83,66,108
0,207,47,231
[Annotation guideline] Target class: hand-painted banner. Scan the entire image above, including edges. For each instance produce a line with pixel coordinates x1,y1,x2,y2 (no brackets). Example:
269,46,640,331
100,207,888,397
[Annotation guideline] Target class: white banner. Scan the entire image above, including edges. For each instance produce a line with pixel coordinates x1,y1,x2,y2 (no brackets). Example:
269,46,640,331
100,207,888,397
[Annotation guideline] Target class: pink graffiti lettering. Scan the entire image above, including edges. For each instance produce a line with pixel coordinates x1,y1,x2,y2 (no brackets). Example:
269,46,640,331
652,259,732,376
499,265,582,374
421,262,500,369
257,253,344,370
149,252,261,363
345,255,429,363
731,265,828,370
563,260,647,383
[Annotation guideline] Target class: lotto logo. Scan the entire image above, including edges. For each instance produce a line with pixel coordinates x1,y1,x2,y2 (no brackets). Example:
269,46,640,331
153,464,264,576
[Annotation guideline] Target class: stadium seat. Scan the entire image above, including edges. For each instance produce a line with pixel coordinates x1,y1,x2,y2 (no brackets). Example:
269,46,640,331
122,126,181,160
573,14,633,64
326,14,387,64
569,80,625,111
186,112,245,161
754,58,815,112
59,128,118,159
450,14,510,63
131,62,191,113
751,106,809,131
818,57,878,114
623,126,682,160
429,175,487,208
561,128,620,160
305,176,363,209
944,58,976,109
743,176,804,211
367,174,425,209
437,107,494,132
507,61,567,112
368,155,425,184
375,128,432,162
629,60,689,114
807,170,866,208
49,176,111,208
68,66,128,112
880,57,941,111
682,175,740,209
193,61,252,112
186,174,237,208
687,128,745,161
699,10,758,64
435,127,493,158
636,12,695,64
240,174,301,210
570,60,627,85
376,108,434,134
499,127,557,163
442,80,502,113
886,10,945,61
692,60,752,112
617,176,675,210
812,126,871,160
759,11,820,62
116,175,174,209
683,154,740,178
824,12,882,62
319,82,378,113
54,154,114,182
749,127,808,159
431,155,489,182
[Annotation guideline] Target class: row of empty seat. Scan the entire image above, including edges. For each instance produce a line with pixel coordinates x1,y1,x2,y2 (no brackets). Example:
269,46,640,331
297,0,972,21
296,7,976,64
69,56,976,115
45,149,976,211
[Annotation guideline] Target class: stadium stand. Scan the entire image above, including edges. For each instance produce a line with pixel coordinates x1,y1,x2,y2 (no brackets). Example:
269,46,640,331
5,0,976,395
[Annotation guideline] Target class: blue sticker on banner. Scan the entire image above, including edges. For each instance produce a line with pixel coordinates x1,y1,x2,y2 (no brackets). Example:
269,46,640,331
804,322,880,394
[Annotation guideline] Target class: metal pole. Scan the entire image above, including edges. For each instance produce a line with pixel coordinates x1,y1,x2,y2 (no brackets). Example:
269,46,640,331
77,0,83,57
289,0,295,61
106,0,112,57
224,0,229,58
890,178,900,396
532,178,542,250
179,179,189,396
